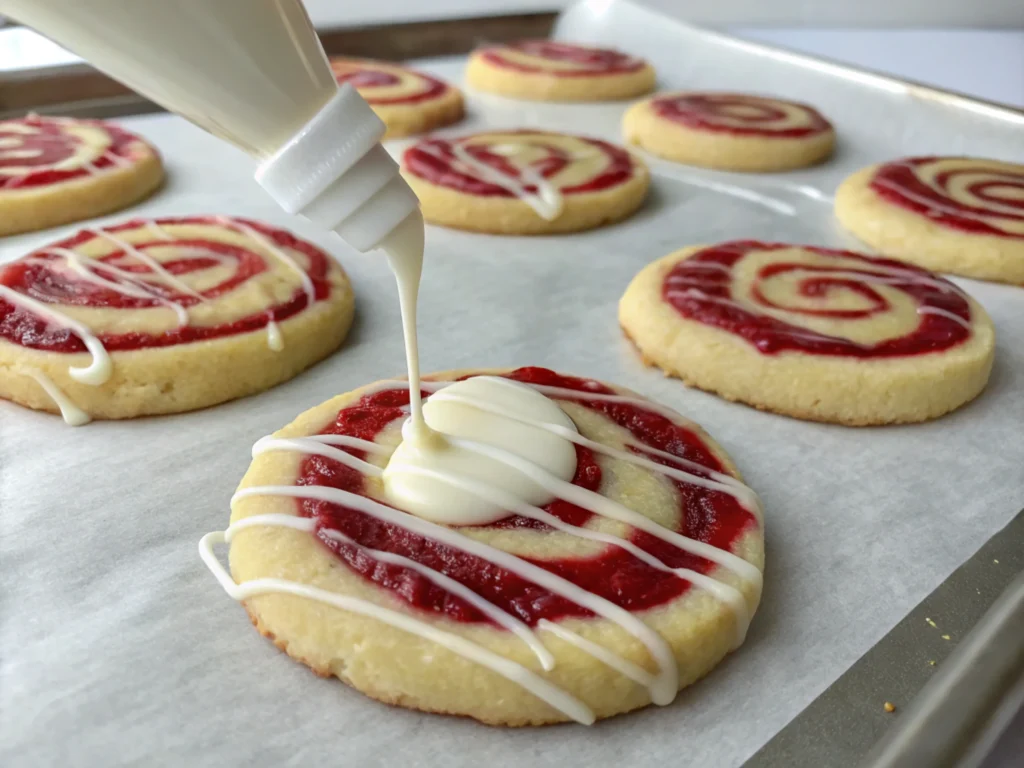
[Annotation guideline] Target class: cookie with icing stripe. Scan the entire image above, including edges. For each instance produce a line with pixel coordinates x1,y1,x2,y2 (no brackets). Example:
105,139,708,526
401,130,650,235
330,58,464,139
466,40,655,102
201,367,764,725
619,241,995,425
835,157,1024,284
0,216,354,424
0,114,163,236
623,92,835,172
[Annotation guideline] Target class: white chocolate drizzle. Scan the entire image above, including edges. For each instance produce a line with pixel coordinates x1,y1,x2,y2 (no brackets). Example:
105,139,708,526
201,375,763,724
199,521,592,724
217,216,318,308
0,284,112,386
24,368,91,426
421,141,564,221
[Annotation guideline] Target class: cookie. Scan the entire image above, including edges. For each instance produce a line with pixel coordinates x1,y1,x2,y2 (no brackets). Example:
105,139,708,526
401,130,650,234
619,241,995,425
835,157,1024,284
0,216,354,424
200,366,764,725
466,40,655,102
0,114,163,236
330,58,464,139
623,92,835,172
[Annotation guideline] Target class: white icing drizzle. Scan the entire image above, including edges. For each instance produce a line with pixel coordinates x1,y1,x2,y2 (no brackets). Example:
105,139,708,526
0,284,111,386
252,435,383,477
266,319,284,351
874,164,1024,226
230,482,683,709
217,215,317,308
24,368,91,427
145,219,176,241
665,256,974,346
43,245,190,326
421,142,564,221
424,380,762,522
537,619,654,688
316,526,556,671
85,227,206,300
443,435,761,586
917,305,972,329
199,524,592,724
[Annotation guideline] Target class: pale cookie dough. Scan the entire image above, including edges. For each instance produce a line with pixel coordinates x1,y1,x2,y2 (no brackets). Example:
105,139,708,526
0,114,163,236
623,92,835,172
401,130,650,235
835,157,1024,284
619,241,995,425
203,366,764,726
330,57,464,139
0,216,354,424
466,40,655,102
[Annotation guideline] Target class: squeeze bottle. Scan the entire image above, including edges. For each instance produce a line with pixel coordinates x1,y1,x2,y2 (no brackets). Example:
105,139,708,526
0,0,421,254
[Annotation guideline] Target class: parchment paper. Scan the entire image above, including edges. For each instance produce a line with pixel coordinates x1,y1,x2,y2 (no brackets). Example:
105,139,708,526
2,2,1023,765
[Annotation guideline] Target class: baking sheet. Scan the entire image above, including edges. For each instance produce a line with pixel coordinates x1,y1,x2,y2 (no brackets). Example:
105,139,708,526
2,1,1024,766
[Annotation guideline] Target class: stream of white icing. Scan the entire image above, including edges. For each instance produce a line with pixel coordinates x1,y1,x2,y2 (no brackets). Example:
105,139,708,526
6,218,309,424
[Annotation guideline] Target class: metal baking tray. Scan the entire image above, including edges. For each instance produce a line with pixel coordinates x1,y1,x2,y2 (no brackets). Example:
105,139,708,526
1,2,1022,766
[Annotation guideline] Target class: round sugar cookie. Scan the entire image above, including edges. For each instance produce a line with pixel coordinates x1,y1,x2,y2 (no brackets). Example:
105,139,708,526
835,157,1024,284
202,366,764,725
0,114,163,236
330,58,464,139
623,92,835,172
0,216,354,424
401,130,650,234
466,40,655,102
619,241,995,425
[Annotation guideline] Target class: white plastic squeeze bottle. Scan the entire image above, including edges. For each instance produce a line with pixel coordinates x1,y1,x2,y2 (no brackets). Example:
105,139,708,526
0,0,419,256
1,0,434,434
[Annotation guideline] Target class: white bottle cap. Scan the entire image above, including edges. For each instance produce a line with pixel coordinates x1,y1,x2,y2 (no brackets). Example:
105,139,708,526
254,84,420,252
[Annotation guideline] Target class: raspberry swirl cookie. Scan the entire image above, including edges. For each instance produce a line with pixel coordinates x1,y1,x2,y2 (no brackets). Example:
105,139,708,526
620,241,995,425
330,58,464,139
0,216,353,425
836,157,1024,284
623,92,835,172
0,114,163,236
200,367,764,725
467,40,655,102
402,130,650,235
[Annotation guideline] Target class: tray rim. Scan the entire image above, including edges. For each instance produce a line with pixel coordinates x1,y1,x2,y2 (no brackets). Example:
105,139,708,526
2,7,1022,126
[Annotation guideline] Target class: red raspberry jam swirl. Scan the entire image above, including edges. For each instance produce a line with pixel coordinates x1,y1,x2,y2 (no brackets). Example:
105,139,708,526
870,157,1024,239
403,132,635,197
331,61,449,105
0,115,150,190
663,241,971,357
297,367,757,625
0,216,332,353
480,40,646,76
651,93,831,138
